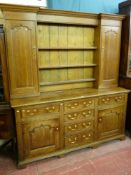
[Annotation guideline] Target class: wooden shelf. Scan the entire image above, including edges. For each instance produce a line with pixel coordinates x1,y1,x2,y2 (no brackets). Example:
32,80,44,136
39,64,97,70
38,47,97,51
40,78,96,86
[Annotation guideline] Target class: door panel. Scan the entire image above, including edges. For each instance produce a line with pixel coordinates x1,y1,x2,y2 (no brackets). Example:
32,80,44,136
99,26,121,88
98,106,123,140
23,118,60,158
6,20,39,98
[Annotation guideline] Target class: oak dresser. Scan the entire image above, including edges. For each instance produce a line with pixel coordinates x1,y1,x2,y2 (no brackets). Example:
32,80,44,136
0,4,129,167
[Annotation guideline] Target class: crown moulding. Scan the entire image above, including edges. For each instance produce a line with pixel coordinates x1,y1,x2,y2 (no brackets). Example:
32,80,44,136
0,3,125,21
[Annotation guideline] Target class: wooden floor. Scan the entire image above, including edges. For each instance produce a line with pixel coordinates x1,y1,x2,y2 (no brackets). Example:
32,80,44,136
1,135,131,175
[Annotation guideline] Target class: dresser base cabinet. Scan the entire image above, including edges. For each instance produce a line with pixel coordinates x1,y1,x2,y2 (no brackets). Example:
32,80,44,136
14,90,128,166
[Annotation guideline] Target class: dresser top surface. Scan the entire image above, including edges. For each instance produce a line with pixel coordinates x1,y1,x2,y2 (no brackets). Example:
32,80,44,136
10,87,129,108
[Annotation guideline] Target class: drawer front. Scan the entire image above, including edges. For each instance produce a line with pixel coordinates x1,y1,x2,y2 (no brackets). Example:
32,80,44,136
64,109,94,122
64,98,95,112
65,130,93,148
21,103,60,117
99,94,124,106
65,120,93,134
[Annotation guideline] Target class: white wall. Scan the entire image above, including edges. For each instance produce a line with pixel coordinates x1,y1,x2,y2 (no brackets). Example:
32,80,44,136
0,0,47,7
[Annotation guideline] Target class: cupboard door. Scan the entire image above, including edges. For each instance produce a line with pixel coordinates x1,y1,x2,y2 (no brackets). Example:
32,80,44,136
22,118,60,159
97,106,124,140
99,26,121,88
6,20,39,98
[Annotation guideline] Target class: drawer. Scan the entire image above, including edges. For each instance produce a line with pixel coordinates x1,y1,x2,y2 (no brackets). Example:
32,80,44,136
65,130,93,148
65,120,93,134
0,117,7,131
64,98,95,112
21,103,60,117
64,109,94,122
0,111,14,132
99,94,124,106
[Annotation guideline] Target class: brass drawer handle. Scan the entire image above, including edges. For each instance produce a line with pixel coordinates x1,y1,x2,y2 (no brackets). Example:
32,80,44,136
67,115,76,120
74,113,78,117
68,124,78,130
74,103,78,106
102,99,105,102
82,122,91,127
115,97,122,102
46,106,56,112
82,133,91,140
83,101,92,105
102,98,109,103
69,137,77,144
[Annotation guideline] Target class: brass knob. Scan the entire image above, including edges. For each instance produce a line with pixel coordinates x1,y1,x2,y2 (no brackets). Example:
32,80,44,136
98,118,102,123
74,113,78,117
74,124,78,128
52,106,55,110
83,135,86,138
68,126,72,130
16,110,20,113
27,110,30,113
22,110,25,112
56,127,59,131
89,101,92,104
88,133,91,137
83,123,86,126
88,111,91,114
74,137,77,141
88,122,91,126
102,99,105,102
83,102,87,105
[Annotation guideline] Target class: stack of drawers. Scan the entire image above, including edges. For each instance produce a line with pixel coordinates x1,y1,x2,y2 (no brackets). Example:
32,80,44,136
64,98,96,148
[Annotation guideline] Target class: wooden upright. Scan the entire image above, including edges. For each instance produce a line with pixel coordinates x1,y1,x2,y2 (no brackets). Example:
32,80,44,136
119,0,131,135
0,4,129,167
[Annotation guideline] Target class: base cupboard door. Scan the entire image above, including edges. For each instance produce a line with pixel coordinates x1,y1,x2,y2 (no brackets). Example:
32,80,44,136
97,106,124,140
22,118,60,159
